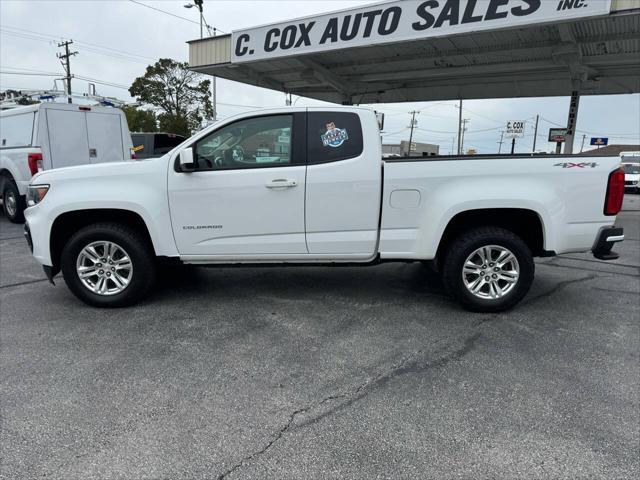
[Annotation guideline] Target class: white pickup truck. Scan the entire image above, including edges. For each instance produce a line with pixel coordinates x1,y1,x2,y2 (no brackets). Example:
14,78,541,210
24,107,625,312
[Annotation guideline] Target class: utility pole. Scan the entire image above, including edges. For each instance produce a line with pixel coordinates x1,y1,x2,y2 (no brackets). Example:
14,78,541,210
212,25,217,121
186,0,216,121
57,40,77,104
580,134,586,153
460,118,470,155
532,114,539,153
498,131,505,154
407,110,419,156
457,99,463,155
195,0,204,38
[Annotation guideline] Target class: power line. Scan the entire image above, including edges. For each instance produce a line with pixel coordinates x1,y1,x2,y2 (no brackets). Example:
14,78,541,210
539,116,639,137
73,75,129,90
128,0,226,34
1,25,156,61
0,65,62,75
0,30,149,65
0,71,62,77
0,27,153,65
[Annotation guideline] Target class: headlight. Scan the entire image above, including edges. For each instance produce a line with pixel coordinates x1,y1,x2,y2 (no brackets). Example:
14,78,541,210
27,184,49,206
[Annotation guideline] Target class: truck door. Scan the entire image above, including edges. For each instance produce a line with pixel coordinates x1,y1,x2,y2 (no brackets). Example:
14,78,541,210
168,113,307,256
305,111,381,256
86,111,125,163
44,108,90,168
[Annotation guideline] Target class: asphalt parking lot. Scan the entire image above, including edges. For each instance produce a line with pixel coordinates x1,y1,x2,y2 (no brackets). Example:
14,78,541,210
1,197,638,480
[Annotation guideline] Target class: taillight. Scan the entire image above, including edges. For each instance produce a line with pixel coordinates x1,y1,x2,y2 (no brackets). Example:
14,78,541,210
28,153,43,176
604,168,625,216
130,151,137,160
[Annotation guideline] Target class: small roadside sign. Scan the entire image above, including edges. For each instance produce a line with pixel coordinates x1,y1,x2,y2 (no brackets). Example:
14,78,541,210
548,128,567,143
505,120,526,138
590,137,609,146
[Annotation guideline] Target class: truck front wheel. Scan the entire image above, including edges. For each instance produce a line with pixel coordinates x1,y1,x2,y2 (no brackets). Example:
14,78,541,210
60,223,156,307
442,227,534,312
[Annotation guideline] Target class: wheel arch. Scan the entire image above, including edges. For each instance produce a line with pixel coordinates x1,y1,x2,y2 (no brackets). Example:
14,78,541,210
49,209,156,275
435,208,548,263
0,168,16,190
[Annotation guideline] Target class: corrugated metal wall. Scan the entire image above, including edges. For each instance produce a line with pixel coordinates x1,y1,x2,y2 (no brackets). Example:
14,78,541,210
612,0,640,12
189,36,231,67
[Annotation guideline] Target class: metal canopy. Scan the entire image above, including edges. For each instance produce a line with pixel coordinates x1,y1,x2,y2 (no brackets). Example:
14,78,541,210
189,1,640,104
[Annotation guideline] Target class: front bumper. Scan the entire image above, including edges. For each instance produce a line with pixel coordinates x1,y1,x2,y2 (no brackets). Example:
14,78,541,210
593,227,624,260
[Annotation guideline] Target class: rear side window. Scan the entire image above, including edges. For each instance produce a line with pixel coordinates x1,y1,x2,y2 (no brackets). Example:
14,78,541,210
307,112,363,164
0,112,35,147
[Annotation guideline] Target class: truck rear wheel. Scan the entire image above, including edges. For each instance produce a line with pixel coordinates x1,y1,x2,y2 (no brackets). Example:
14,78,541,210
2,181,26,223
442,227,534,312
60,223,156,307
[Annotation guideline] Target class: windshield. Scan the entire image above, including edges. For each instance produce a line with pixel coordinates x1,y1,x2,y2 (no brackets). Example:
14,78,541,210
623,164,640,174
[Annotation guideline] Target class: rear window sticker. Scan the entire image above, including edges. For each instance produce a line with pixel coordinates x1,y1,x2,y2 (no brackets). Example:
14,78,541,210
321,121,349,148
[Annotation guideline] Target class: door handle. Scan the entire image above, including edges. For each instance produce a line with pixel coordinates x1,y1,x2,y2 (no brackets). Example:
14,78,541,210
265,179,298,188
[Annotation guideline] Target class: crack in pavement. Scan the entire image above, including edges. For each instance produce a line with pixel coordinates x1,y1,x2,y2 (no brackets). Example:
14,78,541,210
521,274,597,306
539,260,640,278
216,332,481,480
558,256,640,269
0,278,48,289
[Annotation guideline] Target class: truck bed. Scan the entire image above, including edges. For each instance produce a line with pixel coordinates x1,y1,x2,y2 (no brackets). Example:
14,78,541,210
379,154,622,259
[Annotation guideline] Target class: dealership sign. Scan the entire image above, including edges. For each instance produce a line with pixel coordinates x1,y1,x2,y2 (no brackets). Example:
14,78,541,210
505,120,526,138
590,137,609,146
232,0,612,63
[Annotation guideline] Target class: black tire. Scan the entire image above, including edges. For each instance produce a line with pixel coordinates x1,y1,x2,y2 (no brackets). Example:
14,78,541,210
2,181,26,223
61,223,156,308
442,227,534,312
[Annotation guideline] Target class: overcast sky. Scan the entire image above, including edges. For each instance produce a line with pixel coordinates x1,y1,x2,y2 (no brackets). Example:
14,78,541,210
1,0,638,154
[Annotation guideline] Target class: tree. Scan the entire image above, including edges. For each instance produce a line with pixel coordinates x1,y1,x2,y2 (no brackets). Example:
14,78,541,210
121,105,157,132
129,58,212,137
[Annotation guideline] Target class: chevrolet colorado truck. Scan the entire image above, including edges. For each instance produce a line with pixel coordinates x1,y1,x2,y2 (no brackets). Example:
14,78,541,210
24,107,625,311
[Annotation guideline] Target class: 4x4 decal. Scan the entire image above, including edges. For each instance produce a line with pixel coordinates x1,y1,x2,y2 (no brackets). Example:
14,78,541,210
554,162,598,169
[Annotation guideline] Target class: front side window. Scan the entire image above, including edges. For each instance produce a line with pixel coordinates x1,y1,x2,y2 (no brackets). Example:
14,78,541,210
194,115,293,170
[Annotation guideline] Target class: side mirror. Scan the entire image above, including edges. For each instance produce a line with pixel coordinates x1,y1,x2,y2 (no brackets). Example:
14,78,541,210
179,147,195,172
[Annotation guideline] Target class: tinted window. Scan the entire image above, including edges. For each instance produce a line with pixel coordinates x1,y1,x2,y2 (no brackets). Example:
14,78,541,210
0,112,35,147
194,115,294,170
307,112,363,164
131,134,149,158
154,134,185,154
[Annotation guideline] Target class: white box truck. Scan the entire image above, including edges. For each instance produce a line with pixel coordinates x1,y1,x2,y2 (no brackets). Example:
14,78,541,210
0,103,133,222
